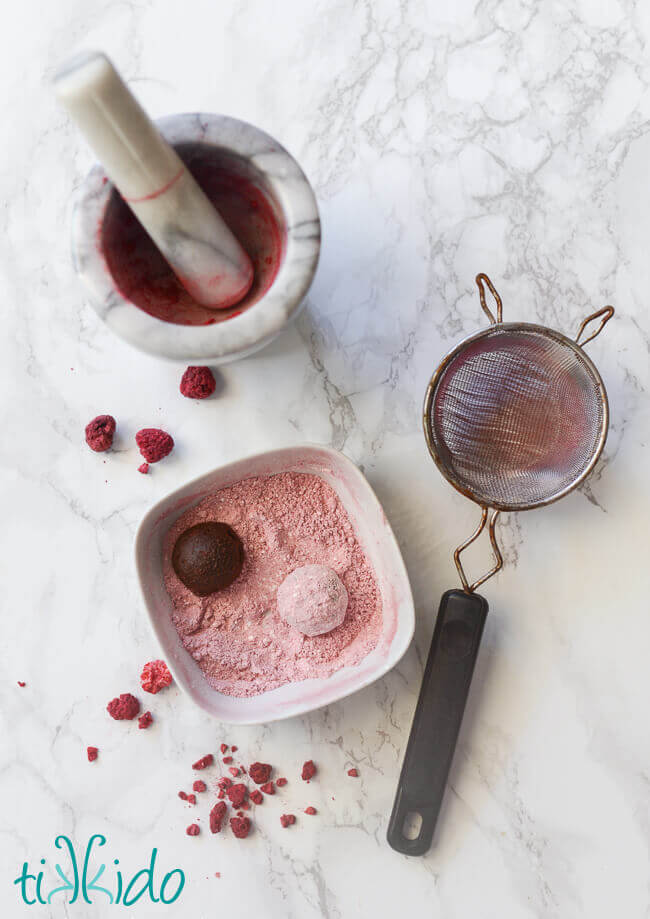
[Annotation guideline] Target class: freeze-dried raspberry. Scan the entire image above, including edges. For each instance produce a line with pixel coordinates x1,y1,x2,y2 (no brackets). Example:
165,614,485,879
210,801,227,834
222,756,233,764
217,790,225,800
87,746,98,762
17,681,26,687
217,776,232,789
138,463,149,475
220,743,228,754
187,794,196,805
301,760,316,781
276,777,287,787
249,762,272,785
178,791,188,801
138,711,153,730
106,693,140,720
140,659,172,694
228,767,240,777
180,366,216,400
304,806,317,815
186,824,200,836
192,754,214,770
136,428,174,463
347,768,359,777
193,780,207,793
231,745,238,752
226,784,247,807
250,789,263,805
230,816,251,839
85,415,116,452
260,782,274,795
280,814,296,828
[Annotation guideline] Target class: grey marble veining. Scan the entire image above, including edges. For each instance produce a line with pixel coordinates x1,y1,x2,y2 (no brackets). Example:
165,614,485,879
1,1,649,917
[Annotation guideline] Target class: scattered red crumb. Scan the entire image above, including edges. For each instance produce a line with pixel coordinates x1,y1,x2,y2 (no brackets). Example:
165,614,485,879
220,743,228,754
240,802,250,811
301,760,317,781
231,745,238,753
17,681,26,687
236,810,244,817
228,767,240,777
138,711,153,730
193,780,207,793
230,816,251,839
180,366,216,400
140,659,172,694
249,762,272,785
222,756,233,764
240,766,247,774
106,693,140,720
178,791,188,801
304,806,317,815
210,801,227,833
217,776,232,789
192,754,214,770
138,463,150,475
215,873,221,879
85,415,116,452
260,782,275,795
250,789,263,805
276,777,288,787
136,428,174,463
347,768,359,777
187,794,197,805
87,746,99,762
186,824,200,836
280,814,296,828
226,784,247,807
217,790,225,799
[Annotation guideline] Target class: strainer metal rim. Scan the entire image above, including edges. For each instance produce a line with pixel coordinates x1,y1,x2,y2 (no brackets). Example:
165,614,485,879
422,321,610,512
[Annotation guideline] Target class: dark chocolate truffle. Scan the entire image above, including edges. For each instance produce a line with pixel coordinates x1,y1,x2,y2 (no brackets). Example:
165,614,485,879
172,522,244,597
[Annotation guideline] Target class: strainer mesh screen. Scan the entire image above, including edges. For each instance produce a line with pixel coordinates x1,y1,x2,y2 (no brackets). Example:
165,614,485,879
428,328,605,509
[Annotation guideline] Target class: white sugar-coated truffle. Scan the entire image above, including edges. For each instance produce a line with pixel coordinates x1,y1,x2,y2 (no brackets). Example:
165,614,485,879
277,565,348,637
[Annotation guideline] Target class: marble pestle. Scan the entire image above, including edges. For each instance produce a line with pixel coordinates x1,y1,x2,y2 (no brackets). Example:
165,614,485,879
54,51,253,309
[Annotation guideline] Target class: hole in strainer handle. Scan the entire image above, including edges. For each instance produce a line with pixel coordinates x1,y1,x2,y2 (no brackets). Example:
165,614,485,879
387,589,488,856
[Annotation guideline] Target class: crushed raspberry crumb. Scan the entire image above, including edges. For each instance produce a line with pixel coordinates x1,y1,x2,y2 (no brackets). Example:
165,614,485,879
249,762,272,785
217,790,225,799
138,463,149,475
17,681,26,687
192,754,214,770
217,776,232,789
138,711,153,730
231,745,238,752
85,415,116,452
226,784,247,807
228,767,240,777
220,743,228,754
87,746,99,762
280,814,296,828
240,802,250,811
210,801,227,833
301,760,317,781
187,794,196,805
186,824,200,836
136,428,174,463
230,816,251,839
140,659,172,694
250,789,263,805
304,806,317,815
106,693,140,720
180,366,216,400
276,777,287,787
222,756,233,764
347,768,359,777
193,780,207,793
178,791,188,801
260,782,275,795
215,872,221,879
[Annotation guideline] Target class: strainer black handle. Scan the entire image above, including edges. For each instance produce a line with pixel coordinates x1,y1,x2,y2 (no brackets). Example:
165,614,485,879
387,589,487,855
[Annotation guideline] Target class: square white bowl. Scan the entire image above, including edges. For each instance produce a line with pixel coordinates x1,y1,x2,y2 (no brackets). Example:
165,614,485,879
134,444,414,724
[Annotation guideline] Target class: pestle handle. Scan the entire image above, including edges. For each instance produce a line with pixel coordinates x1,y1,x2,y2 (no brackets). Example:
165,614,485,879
54,52,253,309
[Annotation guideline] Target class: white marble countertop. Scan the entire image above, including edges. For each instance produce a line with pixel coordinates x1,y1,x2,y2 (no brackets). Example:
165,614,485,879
2,1,649,916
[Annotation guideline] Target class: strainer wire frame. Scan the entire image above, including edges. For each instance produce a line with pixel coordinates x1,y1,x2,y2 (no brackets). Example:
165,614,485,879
423,274,613,592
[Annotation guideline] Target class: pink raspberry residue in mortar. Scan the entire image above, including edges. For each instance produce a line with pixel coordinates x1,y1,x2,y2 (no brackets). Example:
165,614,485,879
163,472,383,697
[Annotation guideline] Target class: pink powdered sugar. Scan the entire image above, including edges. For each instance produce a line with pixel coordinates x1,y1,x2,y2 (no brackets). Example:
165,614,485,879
163,472,383,697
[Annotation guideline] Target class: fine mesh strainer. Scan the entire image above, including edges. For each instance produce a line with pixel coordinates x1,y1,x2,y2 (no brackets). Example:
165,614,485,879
388,274,614,855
